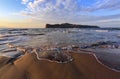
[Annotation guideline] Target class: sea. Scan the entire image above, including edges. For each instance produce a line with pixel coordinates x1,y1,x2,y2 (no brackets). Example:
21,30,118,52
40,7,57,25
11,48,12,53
0,28,120,71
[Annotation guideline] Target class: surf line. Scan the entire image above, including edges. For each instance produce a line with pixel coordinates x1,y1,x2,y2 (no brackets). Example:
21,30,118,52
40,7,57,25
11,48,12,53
6,43,120,72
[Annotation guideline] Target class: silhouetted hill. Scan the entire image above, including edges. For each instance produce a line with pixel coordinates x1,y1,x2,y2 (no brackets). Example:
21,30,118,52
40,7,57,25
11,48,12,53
46,23,100,28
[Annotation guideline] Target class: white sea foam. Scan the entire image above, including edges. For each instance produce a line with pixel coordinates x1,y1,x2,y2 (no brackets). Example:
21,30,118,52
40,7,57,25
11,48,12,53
95,30,108,32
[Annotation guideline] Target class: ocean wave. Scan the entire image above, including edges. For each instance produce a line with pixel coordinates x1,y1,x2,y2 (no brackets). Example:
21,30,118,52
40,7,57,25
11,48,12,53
95,30,108,32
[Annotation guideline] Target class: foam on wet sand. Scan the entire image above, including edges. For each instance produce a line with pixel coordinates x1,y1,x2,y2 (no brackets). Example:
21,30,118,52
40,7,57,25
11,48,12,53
1,50,120,79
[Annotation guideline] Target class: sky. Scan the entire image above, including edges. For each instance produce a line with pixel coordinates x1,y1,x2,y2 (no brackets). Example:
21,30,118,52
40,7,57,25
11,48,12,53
0,0,120,28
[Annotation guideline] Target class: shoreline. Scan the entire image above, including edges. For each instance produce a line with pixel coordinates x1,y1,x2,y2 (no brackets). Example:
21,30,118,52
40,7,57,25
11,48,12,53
1,51,120,79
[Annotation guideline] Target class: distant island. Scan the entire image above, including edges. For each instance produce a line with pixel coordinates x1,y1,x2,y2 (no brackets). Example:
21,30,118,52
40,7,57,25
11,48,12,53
46,23,100,28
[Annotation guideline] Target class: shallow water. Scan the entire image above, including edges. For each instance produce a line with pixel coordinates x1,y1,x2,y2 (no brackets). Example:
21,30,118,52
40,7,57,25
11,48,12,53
0,28,120,55
0,28,120,70
0,28,120,48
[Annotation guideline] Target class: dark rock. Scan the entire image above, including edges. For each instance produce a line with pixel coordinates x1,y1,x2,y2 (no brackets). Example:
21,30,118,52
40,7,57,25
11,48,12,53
46,23,100,28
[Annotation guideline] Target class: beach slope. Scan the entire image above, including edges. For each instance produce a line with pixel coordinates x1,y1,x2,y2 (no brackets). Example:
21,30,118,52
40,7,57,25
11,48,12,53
0,52,120,79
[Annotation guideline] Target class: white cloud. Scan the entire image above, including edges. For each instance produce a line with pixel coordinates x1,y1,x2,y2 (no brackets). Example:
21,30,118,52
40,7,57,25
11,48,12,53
20,0,120,27
89,0,120,11
22,0,29,4
21,0,85,21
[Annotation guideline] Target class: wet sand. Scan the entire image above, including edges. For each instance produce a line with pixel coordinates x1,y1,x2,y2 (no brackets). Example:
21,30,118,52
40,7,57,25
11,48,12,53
91,48,120,71
0,52,120,79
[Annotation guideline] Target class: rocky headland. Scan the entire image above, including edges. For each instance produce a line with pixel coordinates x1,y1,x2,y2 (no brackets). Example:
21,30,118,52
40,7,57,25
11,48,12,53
46,23,100,28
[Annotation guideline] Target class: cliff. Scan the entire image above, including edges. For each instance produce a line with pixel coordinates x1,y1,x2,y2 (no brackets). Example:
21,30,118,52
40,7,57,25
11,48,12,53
46,23,100,28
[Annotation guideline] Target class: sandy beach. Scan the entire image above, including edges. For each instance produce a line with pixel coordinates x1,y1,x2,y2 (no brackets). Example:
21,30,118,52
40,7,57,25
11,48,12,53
0,51,120,79
1,0,120,78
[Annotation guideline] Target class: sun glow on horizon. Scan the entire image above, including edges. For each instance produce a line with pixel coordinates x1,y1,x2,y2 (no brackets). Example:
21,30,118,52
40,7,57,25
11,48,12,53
0,19,45,28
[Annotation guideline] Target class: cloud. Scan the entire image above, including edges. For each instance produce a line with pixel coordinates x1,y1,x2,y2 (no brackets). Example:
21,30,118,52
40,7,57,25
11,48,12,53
85,0,120,11
80,14,120,27
20,0,120,27
22,0,29,4
21,0,88,21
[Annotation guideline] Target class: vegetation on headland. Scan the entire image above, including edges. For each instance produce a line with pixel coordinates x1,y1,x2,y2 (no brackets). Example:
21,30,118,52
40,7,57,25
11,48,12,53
46,23,100,28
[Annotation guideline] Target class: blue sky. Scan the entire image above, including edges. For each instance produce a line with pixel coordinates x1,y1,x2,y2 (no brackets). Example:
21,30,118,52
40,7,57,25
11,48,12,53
0,0,120,28
0,0,24,17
